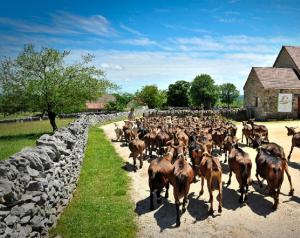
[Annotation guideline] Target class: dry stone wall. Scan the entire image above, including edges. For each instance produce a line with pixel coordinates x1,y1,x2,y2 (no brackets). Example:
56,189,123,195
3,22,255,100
0,111,146,238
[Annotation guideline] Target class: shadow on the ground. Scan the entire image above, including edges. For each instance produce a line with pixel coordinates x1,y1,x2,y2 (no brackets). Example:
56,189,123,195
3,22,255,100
121,162,135,172
0,133,45,141
135,193,165,216
288,161,300,171
248,183,275,217
221,184,244,211
187,192,211,223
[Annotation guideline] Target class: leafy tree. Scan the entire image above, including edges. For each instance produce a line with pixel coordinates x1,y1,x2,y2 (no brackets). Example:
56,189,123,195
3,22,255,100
219,83,240,108
0,44,115,131
105,93,134,111
190,74,219,109
136,85,166,109
166,80,190,107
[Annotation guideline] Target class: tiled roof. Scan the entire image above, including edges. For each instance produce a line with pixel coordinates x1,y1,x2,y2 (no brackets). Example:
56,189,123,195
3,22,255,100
284,46,300,72
253,67,300,89
85,94,116,110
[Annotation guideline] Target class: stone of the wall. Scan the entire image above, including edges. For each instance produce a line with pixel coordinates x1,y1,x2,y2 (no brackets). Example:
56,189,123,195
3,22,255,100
147,109,247,121
0,110,148,238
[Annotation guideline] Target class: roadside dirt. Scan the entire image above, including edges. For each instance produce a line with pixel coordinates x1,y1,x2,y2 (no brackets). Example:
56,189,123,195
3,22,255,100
101,121,300,238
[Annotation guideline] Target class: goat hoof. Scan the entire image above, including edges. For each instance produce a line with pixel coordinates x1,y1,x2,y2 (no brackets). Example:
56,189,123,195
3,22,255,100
176,221,181,227
239,197,243,203
272,204,278,210
199,190,204,197
182,207,186,213
218,207,222,213
289,189,294,196
208,209,214,215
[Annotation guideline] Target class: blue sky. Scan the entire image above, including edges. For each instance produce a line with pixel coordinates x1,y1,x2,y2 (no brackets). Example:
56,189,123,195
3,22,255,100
0,0,300,93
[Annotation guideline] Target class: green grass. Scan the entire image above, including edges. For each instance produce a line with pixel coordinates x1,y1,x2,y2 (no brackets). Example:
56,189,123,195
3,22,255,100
49,127,136,238
0,119,74,161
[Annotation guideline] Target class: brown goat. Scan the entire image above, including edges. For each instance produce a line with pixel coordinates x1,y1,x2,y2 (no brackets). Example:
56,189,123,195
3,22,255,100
248,119,269,142
242,121,252,145
255,148,284,210
171,147,194,227
227,144,252,203
252,135,294,196
286,126,300,161
128,138,145,172
148,147,175,210
197,152,223,215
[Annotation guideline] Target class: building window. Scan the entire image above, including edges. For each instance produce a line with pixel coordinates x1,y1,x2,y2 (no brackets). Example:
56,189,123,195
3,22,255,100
255,97,259,107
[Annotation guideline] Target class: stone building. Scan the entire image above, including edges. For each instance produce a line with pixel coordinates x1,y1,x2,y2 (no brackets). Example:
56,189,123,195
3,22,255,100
244,46,300,120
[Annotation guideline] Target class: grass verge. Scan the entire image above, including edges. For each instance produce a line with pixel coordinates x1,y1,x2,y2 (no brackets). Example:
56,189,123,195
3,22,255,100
49,126,137,238
0,119,74,161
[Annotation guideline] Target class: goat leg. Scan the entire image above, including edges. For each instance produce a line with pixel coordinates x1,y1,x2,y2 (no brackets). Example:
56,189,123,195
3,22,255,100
150,189,154,211
182,197,187,213
175,201,181,227
287,145,294,161
156,190,162,204
199,176,204,197
227,171,232,187
239,186,244,203
284,165,294,196
165,183,169,199
218,178,222,213
256,172,263,188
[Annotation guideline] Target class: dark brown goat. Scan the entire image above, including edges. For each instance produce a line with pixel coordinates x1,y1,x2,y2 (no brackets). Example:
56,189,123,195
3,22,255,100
286,126,300,161
227,144,252,203
255,148,284,210
252,135,294,196
148,147,175,210
248,119,269,142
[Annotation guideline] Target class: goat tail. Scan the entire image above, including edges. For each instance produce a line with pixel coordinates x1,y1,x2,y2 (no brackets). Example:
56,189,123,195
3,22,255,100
175,174,188,194
212,176,220,191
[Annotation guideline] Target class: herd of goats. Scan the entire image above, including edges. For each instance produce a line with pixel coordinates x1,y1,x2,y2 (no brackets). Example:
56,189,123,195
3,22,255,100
113,115,300,227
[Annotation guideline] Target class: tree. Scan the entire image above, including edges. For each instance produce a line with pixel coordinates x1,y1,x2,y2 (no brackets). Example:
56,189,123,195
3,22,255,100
219,83,240,108
105,92,134,111
136,85,166,109
190,74,219,109
166,80,190,107
0,44,115,131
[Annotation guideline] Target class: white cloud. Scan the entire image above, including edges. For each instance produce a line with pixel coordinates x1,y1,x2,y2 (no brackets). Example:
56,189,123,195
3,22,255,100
68,48,278,93
0,12,116,36
118,37,157,46
100,63,123,70
120,23,144,36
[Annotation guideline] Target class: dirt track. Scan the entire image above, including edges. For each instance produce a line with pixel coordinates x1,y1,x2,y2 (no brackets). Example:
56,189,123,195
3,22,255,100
101,121,300,238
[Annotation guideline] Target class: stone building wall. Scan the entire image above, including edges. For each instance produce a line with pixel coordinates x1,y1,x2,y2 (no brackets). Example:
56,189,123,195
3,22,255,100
0,110,148,238
244,70,300,120
243,70,266,119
